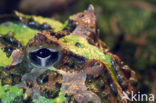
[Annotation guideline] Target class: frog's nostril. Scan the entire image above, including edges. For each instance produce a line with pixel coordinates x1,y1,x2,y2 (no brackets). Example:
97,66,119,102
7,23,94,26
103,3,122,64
29,48,59,67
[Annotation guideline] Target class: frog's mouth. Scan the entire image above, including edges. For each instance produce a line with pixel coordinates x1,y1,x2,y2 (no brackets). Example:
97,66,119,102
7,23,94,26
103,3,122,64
28,48,59,67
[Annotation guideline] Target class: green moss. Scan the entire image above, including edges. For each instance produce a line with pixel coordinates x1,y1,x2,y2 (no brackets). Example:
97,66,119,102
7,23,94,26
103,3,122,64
0,85,65,103
16,11,64,32
59,35,117,82
0,22,39,45
0,85,23,103
33,92,66,103
0,48,12,67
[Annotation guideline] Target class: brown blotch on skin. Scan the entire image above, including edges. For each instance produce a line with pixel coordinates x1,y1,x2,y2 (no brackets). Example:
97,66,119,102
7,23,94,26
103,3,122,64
82,59,105,76
26,32,61,49
70,5,97,44
11,49,24,66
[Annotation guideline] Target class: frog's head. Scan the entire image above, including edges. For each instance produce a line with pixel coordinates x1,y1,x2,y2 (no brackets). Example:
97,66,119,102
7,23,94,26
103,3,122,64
25,33,62,69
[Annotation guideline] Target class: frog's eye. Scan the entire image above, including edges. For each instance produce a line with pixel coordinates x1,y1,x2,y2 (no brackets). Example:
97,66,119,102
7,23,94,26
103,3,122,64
29,48,59,67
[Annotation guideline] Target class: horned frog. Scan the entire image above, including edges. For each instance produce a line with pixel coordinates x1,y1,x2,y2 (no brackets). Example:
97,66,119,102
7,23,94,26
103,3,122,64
0,5,137,103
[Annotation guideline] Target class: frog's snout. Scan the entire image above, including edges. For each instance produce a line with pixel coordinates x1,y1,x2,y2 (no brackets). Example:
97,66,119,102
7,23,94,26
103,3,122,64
28,48,59,67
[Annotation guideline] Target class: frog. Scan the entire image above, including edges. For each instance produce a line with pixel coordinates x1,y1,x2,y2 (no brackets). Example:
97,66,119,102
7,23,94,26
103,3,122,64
0,5,137,103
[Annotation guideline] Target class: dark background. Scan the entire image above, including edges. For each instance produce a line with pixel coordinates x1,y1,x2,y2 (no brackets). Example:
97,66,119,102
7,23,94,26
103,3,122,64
0,0,156,102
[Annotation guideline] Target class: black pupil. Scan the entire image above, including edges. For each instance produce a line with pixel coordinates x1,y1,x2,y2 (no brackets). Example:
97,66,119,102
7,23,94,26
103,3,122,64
36,48,51,58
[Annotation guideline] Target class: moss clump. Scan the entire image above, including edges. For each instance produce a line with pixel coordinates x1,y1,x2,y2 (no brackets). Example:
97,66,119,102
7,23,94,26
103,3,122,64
0,48,12,67
33,92,66,103
15,11,65,32
0,85,65,103
59,35,117,82
0,22,39,45
0,85,23,103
